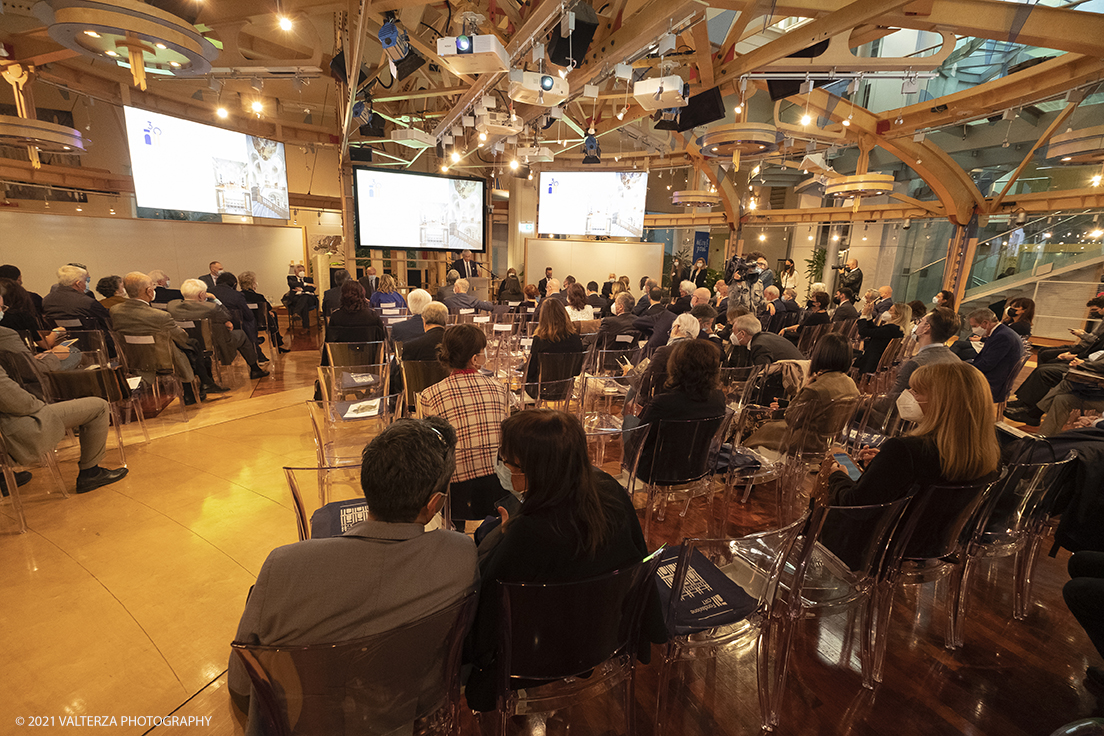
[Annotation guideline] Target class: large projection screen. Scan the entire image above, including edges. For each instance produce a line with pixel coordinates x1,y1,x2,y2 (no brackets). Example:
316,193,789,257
122,107,290,219
524,238,663,291
352,168,486,252
537,171,648,238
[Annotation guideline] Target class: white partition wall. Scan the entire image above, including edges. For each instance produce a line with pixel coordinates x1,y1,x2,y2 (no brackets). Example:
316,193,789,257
1,211,305,296
523,238,664,289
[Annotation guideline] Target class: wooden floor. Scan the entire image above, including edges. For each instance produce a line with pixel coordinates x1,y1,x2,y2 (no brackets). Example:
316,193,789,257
2,331,1100,735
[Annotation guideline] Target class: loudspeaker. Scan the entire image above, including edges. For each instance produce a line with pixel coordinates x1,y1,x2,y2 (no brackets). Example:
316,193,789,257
548,2,599,68
329,49,369,88
393,51,426,82
676,86,726,132
358,113,385,138
765,40,831,101
350,147,373,162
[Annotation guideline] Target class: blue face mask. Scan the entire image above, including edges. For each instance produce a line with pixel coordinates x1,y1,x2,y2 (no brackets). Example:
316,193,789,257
495,458,515,493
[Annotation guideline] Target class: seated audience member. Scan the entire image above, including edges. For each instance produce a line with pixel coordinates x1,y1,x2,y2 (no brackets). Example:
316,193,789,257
907,300,927,322
744,333,859,455
111,272,221,403
96,276,128,310
564,283,595,322
498,269,524,304
1001,296,1035,337
639,338,725,427
871,285,894,319
759,285,782,327
444,278,495,315
0,277,47,335
1057,296,1104,362
0,281,81,394
228,416,478,721
169,280,268,379
512,284,538,313
595,292,640,349
1064,551,1104,694
633,278,658,315
669,280,696,316
525,299,584,387
713,280,730,323
149,270,183,304
419,324,509,519
369,274,408,310
326,280,386,346
585,281,610,317
238,271,288,354
0,264,44,320
213,273,262,360
691,304,723,347
854,302,911,374
401,302,448,361
284,264,319,327
466,409,664,711
199,261,223,290
821,362,1001,568
637,287,710,353
42,264,113,333
635,313,702,406
359,266,380,298
932,289,955,310
321,269,350,317
727,313,803,368
886,307,961,400
543,279,566,306
391,288,432,343
782,291,830,341
1035,367,1104,436
962,308,1023,404
601,273,618,300
618,275,631,296
832,287,859,322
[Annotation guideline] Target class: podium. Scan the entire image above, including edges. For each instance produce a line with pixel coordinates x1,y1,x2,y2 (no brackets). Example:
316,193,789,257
468,276,493,302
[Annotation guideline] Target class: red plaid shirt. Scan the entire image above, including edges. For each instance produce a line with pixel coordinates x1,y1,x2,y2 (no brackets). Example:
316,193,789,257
418,372,509,482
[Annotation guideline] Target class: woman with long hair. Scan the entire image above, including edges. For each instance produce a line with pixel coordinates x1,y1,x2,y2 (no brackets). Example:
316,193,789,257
369,273,407,309
855,302,911,374
564,282,594,321
1002,296,1035,337
466,408,663,711
498,269,524,304
778,258,799,291
525,298,583,385
326,279,386,345
933,289,955,310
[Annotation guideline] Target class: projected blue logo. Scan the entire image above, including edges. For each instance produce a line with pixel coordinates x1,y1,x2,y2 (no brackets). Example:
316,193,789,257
546,177,558,194
143,122,162,146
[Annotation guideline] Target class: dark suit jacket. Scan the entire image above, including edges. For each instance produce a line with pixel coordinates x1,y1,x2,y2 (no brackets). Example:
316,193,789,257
748,331,803,366
360,275,378,298
668,295,692,315
402,326,446,362
212,284,258,344
153,286,184,304
689,267,708,287
199,274,217,290
391,315,425,344
42,287,113,333
596,313,639,349
669,266,688,286
634,309,677,352
632,293,651,316
832,301,859,322
601,281,616,300
326,308,386,344
538,277,552,298
586,293,611,318
969,322,1024,402
855,319,904,374
451,259,479,279
872,298,894,319
839,267,863,295
321,286,343,317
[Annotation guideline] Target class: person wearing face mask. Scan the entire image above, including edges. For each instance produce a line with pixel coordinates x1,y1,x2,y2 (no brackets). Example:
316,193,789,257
418,324,509,520
831,287,859,323
886,307,961,400
1005,296,1104,426
149,270,183,304
689,258,709,287
961,308,1023,404
726,313,803,368
836,259,863,295
854,302,911,375
778,259,799,291
633,312,703,407
669,257,689,288
198,261,224,291
1001,296,1035,337
755,256,775,291
932,290,955,311
42,264,113,334
819,362,1002,568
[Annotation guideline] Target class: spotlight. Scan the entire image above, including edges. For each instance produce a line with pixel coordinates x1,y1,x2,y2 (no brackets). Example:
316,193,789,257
169,61,180,68
278,16,292,31
758,233,766,241
216,107,228,119
441,164,449,172
478,131,487,141
734,105,742,115
451,150,461,163
1093,175,1102,187
251,100,263,113
540,75,555,91
84,30,101,38
105,50,118,57
842,117,851,127
509,159,519,170
155,43,167,50
379,18,426,81
800,114,812,126
455,35,472,53
1061,156,1072,162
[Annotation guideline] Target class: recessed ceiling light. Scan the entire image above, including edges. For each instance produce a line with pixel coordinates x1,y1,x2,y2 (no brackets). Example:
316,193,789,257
169,61,180,68
155,42,167,50
278,16,292,31
84,30,101,38
217,107,228,119
1062,156,1072,162
105,50,118,57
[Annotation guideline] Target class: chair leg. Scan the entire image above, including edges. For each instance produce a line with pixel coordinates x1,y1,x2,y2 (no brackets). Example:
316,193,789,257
107,405,127,467
1014,533,1045,620
1,465,27,533
654,647,675,736
43,451,69,498
947,559,970,650
130,398,151,443
864,578,899,689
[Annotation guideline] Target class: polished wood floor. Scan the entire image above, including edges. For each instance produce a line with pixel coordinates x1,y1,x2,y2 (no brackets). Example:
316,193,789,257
2,332,1099,735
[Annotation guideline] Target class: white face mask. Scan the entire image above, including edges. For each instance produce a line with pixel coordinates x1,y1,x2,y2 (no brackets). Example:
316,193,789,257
495,458,515,493
971,325,987,337
879,311,891,323
932,296,940,305
896,390,925,422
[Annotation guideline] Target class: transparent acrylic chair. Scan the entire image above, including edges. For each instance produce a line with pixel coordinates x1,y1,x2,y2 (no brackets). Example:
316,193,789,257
523,351,587,407
305,397,401,466
578,374,632,433
956,450,1077,631
653,507,823,732
111,330,198,422
487,557,662,736
325,341,389,367
316,363,391,403
585,423,649,496
401,360,450,413
282,464,365,540
232,593,476,736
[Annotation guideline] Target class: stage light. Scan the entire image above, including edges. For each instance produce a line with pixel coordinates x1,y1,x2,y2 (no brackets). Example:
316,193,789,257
509,159,519,170
800,114,812,126
1093,174,1102,187
455,35,472,53
451,150,461,163
441,164,449,172
582,129,601,164
758,233,766,241
1093,230,1104,239
478,131,487,141
540,75,555,91
251,100,263,113
379,18,426,81
216,107,228,118
278,16,292,31
842,117,851,127
734,105,742,115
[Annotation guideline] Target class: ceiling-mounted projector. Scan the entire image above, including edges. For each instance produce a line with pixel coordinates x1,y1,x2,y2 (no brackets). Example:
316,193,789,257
436,34,509,74
516,146,554,162
508,70,569,106
633,75,689,111
389,128,436,149
478,111,524,137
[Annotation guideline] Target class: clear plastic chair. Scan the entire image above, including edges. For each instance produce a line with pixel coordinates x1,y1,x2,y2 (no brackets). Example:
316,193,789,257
489,557,663,736
326,341,389,367
0,425,70,534
585,423,649,494
401,360,450,413
317,364,390,403
232,593,476,736
524,350,586,407
111,330,197,422
305,397,401,466
578,375,632,433
283,464,366,540
796,322,831,357
956,451,1078,631
653,507,822,732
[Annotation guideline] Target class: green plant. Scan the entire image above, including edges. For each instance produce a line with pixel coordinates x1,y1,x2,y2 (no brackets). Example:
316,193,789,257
804,248,826,292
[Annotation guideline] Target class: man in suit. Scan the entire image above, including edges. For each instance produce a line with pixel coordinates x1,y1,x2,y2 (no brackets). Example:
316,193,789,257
632,278,657,315
42,264,113,333
1006,298,1104,425
228,416,477,716
435,270,458,303
888,307,960,398
585,281,610,318
450,250,480,279
638,287,711,352
870,285,894,320
537,267,553,298
360,266,379,298
838,259,863,296
110,272,221,403
1036,295,1104,364
595,293,640,349
198,261,223,291
600,273,617,300
169,279,268,380
444,279,496,314
391,289,433,344
965,308,1024,403
832,287,859,322
668,280,695,315
729,313,803,366
322,269,350,317
213,273,266,368
149,270,183,304
401,302,448,361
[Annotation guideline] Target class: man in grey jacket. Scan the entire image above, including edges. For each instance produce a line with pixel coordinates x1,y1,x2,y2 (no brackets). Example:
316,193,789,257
887,307,961,398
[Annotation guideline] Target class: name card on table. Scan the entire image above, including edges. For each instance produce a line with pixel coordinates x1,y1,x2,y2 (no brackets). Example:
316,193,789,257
383,309,401,315
507,301,521,307
615,334,634,343
342,399,381,419
521,338,533,348
474,316,491,323
493,324,513,332
460,309,476,315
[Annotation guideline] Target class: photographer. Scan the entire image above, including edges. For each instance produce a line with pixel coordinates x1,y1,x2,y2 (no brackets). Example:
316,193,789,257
833,258,863,295
724,255,765,313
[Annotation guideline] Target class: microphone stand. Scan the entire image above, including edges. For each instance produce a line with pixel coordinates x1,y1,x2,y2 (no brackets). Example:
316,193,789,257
475,261,499,302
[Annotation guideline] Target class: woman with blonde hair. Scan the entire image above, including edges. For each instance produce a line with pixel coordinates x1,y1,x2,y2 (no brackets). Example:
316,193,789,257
368,273,407,309
854,301,911,374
